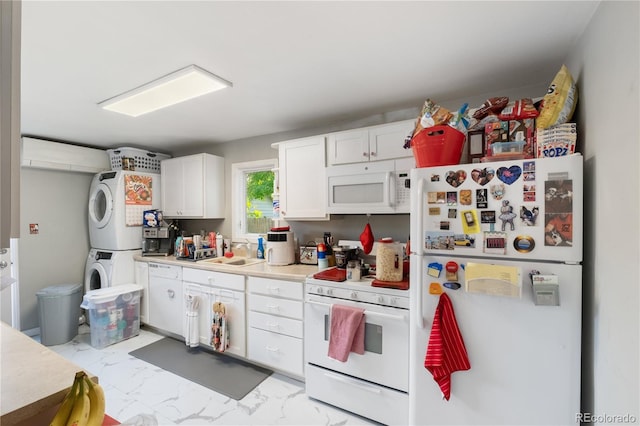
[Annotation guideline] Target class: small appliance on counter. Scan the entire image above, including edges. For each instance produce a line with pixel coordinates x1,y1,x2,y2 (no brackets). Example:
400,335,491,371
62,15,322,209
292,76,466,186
266,227,296,265
142,226,175,256
333,246,360,269
141,210,176,256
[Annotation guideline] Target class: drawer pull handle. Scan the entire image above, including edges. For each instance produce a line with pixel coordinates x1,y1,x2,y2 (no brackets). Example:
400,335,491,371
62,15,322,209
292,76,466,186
266,346,279,352
266,304,280,311
267,286,280,293
267,322,280,329
323,372,382,394
167,289,175,298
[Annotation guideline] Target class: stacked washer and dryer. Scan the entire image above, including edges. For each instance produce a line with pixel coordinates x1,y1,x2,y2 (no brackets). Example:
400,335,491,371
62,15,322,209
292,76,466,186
85,149,168,293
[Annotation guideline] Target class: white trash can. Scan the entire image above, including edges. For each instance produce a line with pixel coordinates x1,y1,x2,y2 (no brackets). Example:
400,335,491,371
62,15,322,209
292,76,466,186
36,283,83,346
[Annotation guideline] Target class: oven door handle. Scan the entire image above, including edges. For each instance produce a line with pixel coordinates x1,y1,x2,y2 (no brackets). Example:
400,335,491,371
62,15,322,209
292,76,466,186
305,299,407,322
323,371,382,394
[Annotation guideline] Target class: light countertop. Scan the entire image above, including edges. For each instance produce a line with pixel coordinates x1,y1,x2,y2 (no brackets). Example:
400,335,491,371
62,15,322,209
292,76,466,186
135,255,318,282
0,322,97,426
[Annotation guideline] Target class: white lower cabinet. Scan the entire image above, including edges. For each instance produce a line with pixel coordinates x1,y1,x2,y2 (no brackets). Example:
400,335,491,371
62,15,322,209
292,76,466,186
147,263,184,337
247,276,304,377
182,267,246,357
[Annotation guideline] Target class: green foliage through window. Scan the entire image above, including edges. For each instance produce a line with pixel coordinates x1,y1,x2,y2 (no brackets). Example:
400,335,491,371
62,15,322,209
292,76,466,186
246,171,274,223
246,171,274,200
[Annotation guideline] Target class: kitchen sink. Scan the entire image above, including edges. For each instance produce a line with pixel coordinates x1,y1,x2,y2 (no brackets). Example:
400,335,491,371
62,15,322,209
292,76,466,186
199,256,265,267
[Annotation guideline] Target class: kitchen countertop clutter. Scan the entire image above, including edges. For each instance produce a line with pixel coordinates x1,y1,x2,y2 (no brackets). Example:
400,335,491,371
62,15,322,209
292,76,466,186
136,254,316,282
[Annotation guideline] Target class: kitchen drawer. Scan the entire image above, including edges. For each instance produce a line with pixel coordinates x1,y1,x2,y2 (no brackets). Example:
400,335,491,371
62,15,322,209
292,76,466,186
305,364,408,426
248,293,303,320
247,327,303,377
248,310,303,339
247,276,302,300
183,267,244,291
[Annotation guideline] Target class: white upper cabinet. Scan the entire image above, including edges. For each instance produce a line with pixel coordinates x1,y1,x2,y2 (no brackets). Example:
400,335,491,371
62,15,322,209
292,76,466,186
161,153,225,218
326,129,369,165
274,136,328,220
327,119,415,166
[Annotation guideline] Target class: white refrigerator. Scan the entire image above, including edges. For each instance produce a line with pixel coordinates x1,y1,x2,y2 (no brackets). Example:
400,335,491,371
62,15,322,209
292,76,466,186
409,154,582,425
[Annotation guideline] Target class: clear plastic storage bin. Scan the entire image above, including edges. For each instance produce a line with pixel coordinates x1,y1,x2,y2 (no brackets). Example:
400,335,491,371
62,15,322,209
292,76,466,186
80,284,142,349
490,141,526,154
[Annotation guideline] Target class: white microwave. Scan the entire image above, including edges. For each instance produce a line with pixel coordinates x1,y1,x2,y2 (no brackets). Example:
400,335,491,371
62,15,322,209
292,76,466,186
326,158,413,214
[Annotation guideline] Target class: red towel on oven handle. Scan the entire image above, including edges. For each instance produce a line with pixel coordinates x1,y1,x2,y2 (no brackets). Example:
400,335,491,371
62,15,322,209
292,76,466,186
424,292,470,401
328,304,365,362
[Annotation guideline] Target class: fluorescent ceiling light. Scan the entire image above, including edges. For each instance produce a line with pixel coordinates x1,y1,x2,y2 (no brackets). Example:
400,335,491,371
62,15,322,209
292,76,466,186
98,65,232,117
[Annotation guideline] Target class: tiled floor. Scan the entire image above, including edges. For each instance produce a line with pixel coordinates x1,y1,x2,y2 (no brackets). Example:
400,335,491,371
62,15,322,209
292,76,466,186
38,325,377,425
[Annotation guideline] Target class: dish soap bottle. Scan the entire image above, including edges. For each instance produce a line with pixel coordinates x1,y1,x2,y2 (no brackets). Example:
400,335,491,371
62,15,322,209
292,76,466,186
257,237,265,259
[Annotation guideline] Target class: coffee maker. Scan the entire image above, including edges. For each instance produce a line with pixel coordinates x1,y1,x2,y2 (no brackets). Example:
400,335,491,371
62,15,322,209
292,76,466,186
142,227,175,256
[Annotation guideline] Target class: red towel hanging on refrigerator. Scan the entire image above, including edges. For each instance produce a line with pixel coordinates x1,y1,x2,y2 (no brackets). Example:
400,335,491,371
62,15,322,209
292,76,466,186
424,292,470,400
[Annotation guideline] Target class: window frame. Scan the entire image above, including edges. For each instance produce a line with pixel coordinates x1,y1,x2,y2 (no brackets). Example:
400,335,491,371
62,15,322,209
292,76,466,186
231,158,278,242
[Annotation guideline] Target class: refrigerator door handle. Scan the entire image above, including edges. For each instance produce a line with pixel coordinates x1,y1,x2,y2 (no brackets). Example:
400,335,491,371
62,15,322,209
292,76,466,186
416,177,425,329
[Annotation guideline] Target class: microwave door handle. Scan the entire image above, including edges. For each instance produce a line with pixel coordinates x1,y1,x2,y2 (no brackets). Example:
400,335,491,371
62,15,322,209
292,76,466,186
416,177,425,330
386,171,394,207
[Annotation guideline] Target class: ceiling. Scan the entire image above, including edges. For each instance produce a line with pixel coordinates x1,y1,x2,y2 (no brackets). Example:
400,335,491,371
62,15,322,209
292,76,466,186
20,1,600,154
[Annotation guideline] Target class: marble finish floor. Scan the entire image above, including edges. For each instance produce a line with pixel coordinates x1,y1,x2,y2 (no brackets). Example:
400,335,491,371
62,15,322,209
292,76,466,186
38,325,377,425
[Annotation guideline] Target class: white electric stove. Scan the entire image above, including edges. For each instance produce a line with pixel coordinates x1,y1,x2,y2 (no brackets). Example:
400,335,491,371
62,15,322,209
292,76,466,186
304,268,410,425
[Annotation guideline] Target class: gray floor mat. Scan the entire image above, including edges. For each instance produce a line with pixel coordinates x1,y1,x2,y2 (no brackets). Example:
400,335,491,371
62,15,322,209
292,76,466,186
129,337,272,400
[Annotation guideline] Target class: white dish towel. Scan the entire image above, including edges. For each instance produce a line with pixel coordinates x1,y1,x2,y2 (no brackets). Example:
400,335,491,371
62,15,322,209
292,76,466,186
185,294,200,348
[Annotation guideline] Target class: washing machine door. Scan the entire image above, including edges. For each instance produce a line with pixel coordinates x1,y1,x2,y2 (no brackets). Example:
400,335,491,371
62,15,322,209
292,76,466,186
85,262,109,291
88,182,113,230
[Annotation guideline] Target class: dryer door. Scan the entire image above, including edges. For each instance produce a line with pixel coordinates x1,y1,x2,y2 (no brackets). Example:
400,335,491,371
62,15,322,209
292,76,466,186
88,182,113,230
85,262,109,291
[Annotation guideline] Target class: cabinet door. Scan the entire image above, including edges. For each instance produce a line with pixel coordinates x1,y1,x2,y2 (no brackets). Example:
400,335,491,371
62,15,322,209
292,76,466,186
179,155,205,217
134,261,149,324
148,277,184,337
161,158,185,217
183,283,211,348
212,288,246,357
326,129,369,166
278,136,328,220
368,119,415,162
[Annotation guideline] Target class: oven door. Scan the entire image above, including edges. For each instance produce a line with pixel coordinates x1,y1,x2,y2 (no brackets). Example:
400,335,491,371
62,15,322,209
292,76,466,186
326,160,396,214
304,293,409,392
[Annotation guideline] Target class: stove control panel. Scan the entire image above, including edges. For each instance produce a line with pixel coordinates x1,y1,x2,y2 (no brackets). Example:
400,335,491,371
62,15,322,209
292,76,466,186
305,279,410,309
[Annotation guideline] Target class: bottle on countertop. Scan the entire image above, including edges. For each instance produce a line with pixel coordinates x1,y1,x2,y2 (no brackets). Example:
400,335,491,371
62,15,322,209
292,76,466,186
216,234,224,257
317,243,329,270
257,237,265,259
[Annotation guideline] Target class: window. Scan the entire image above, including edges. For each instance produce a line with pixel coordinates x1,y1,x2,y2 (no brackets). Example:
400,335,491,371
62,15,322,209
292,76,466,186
231,159,277,241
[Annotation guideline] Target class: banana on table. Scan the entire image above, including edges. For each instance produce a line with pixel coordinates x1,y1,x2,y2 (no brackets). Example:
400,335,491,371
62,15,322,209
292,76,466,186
49,371,105,426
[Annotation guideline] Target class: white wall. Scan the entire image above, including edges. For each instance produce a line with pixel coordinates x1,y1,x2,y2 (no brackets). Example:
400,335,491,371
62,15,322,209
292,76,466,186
19,168,92,330
565,1,639,421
